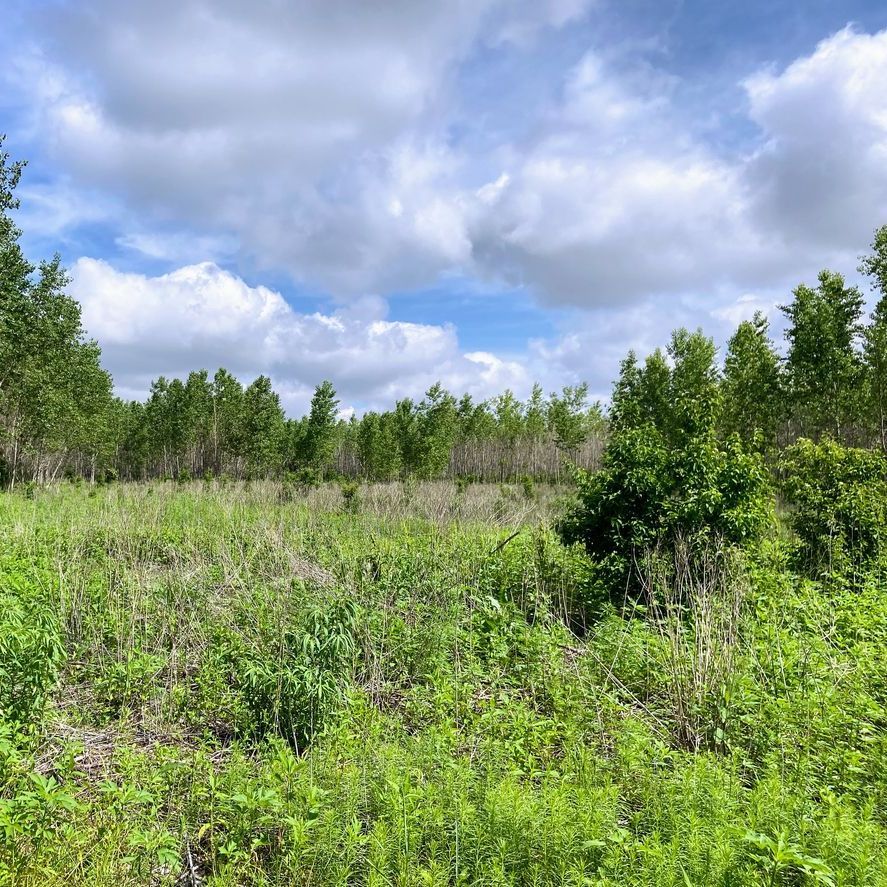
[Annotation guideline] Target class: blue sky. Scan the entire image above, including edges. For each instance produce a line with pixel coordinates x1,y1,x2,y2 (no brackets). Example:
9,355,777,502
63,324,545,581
3,0,887,413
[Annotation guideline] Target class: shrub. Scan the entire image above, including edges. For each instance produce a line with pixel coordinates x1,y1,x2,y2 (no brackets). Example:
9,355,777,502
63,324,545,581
339,480,360,514
560,427,770,595
781,438,887,580
520,474,536,501
239,599,359,749
293,467,321,491
94,651,166,715
0,561,64,728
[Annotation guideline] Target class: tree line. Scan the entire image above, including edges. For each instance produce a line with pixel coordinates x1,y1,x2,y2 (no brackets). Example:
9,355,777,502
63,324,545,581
3,136,887,487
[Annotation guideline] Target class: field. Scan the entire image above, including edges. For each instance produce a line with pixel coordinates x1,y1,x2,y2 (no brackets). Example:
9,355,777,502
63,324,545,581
0,480,885,886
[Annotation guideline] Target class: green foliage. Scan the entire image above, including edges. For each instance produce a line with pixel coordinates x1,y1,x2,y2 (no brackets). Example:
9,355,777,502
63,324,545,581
237,599,358,749
860,225,887,450
6,136,887,885
520,473,535,501
743,830,835,886
562,329,771,593
93,651,165,715
298,380,341,476
0,136,115,489
340,479,360,513
781,438,887,579
398,383,459,478
781,270,865,441
0,485,886,885
0,559,63,727
546,383,591,453
721,312,784,450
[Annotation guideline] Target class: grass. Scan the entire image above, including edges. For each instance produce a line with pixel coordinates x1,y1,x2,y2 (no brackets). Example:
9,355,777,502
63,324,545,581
0,480,885,885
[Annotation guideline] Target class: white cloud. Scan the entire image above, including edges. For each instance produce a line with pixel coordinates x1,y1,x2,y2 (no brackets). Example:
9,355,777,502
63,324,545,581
69,258,530,413
711,293,777,328
115,231,238,264
15,9,887,310
9,9,887,403
13,0,592,295
745,27,887,252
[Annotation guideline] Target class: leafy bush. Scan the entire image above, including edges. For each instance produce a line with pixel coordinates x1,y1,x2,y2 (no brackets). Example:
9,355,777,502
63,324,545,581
0,560,64,728
560,428,770,594
560,329,772,598
339,480,360,514
520,474,536,501
781,438,887,579
94,650,166,715
239,599,359,749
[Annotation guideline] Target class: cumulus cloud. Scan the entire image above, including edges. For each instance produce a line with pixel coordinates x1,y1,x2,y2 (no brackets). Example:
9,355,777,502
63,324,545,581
745,27,887,252
8,8,887,402
467,27,887,305
69,259,531,412
21,10,887,309
13,0,594,294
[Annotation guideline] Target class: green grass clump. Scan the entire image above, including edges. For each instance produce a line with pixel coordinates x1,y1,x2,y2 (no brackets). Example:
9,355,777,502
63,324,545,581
0,481,885,885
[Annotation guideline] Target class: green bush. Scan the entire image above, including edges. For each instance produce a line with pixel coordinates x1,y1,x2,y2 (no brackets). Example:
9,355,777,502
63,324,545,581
781,438,887,579
0,560,64,728
93,650,166,715
560,427,770,594
339,480,360,514
240,599,358,749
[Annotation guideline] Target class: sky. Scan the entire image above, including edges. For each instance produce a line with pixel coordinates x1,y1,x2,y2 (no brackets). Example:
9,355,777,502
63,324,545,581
3,0,887,414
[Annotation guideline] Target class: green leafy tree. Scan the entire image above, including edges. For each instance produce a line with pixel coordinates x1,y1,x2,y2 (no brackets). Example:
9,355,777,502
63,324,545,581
561,329,768,594
667,328,721,441
781,438,887,582
241,376,285,473
610,351,644,429
0,139,115,486
414,383,458,478
781,271,865,441
524,383,548,438
300,381,340,476
356,411,402,480
637,349,671,433
456,394,495,441
721,312,784,450
493,390,524,447
860,226,887,450
212,368,244,472
547,383,590,455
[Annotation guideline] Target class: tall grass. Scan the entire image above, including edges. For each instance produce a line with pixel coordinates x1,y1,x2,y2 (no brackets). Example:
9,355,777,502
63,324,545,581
0,482,884,885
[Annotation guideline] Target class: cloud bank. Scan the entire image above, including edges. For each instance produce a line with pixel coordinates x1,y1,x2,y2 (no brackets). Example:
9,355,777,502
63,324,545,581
6,5,887,406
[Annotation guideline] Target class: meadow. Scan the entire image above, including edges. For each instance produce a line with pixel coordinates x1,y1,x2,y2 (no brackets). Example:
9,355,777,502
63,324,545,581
1,478,885,886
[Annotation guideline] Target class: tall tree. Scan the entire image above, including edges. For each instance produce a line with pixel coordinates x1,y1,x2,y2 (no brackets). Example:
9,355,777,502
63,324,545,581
212,368,244,472
301,380,340,476
547,383,590,455
860,226,887,449
721,312,783,450
356,411,401,480
241,376,285,474
781,271,865,441
493,390,523,447
638,349,671,433
0,139,115,486
414,383,458,478
524,383,547,438
667,328,721,442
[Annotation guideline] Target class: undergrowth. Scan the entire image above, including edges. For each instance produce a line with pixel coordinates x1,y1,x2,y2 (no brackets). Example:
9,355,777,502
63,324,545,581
0,480,884,885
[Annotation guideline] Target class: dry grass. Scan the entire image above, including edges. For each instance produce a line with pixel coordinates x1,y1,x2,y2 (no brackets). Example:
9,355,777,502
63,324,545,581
641,537,747,752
